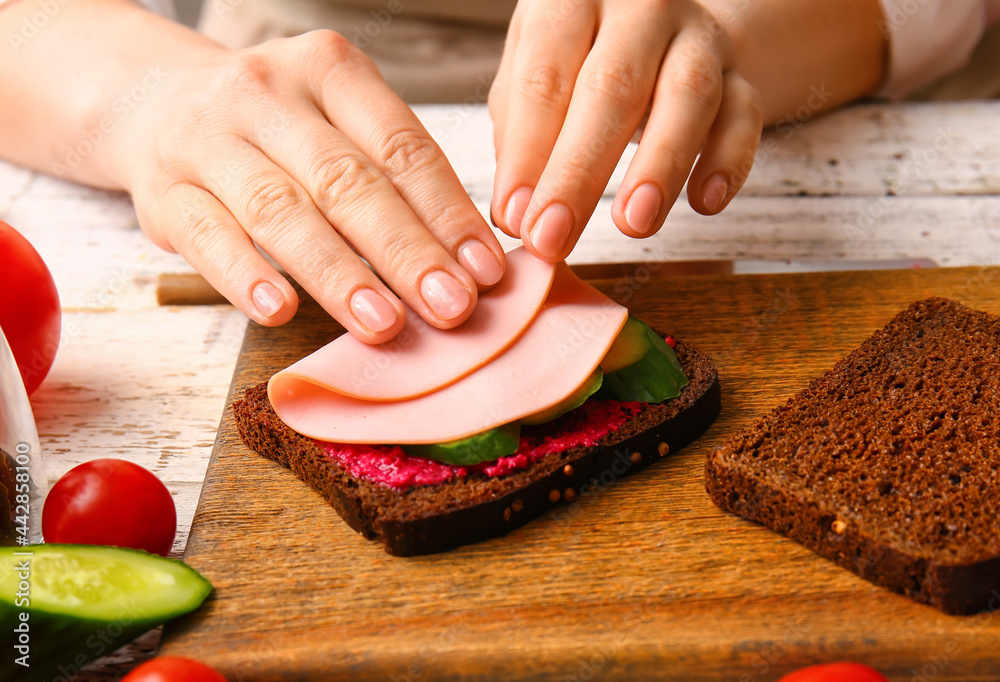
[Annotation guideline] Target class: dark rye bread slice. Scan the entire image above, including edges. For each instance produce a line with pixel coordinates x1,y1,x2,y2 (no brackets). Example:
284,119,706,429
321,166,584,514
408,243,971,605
234,338,720,556
706,297,1000,614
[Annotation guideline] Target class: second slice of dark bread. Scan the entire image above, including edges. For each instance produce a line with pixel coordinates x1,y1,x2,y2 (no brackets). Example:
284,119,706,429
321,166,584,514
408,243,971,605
706,297,1000,614
234,338,720,556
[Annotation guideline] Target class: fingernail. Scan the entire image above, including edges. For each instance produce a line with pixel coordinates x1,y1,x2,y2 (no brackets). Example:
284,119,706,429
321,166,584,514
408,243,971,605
350,288,398,333
252,281,284,318
624,183,663,236
703,174,729,214
458,239,504,287
528,203,573,260
503,186,532,237
420,270,471,321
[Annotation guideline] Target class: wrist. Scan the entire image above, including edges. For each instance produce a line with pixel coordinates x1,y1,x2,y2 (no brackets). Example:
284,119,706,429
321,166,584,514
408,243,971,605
0,0,225,190
76,4,226,190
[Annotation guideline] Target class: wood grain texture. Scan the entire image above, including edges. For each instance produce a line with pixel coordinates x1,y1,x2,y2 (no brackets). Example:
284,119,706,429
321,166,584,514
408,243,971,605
162,266,1000,681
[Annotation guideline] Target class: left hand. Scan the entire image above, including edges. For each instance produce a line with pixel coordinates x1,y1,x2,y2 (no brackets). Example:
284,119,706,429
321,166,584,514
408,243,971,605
489,0,763,261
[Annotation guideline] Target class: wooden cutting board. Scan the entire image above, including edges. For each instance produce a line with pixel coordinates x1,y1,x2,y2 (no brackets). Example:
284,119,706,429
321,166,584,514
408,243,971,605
161,266,1000,681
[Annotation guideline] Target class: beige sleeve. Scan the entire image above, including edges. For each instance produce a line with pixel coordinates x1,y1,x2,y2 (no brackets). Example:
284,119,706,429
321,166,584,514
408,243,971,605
875,0,998,99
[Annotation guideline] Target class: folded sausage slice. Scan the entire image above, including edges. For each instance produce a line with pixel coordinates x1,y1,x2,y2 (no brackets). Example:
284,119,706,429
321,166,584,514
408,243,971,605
274,247,556,401
268,263,627,444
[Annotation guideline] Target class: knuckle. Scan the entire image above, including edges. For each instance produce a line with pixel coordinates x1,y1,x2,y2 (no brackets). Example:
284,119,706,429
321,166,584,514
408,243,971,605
558,153,605,195
519,62,574,110
244,179,300,229
656,145,692,181
378,128,443,180
217,53,277,98
180,210,226,258
315,153,382,202
668,59,723,109
298,246,348,289
298,29,365,69
378,231,425,274
743,82,765,129
586,59,643,105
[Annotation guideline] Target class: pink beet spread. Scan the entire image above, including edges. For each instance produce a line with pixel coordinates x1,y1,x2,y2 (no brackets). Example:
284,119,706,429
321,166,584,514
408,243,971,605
316,400,645,489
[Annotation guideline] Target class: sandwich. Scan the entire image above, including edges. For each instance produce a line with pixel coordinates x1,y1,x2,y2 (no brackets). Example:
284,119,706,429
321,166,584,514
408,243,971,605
706,297,1000,614
234,248,721,555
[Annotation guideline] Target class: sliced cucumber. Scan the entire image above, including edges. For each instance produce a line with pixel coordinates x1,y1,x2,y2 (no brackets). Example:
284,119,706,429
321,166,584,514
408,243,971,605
598,318,688,402
0,544,212,682
600,316,650,372
521,367,603,426
403,423,522,465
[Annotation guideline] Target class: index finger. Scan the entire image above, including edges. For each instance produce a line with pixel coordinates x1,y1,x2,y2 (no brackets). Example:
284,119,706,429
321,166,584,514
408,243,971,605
519,12,672,261
305,31,507,289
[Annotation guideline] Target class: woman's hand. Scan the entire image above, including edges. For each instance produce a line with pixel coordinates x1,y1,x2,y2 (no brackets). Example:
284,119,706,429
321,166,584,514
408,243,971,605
108,29,505,343
489,0,763,262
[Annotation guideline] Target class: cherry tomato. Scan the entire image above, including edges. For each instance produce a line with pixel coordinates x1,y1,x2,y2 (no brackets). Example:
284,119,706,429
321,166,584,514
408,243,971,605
778,662,889,682
0,220,61,395
42,458,176,556
122,657,226,682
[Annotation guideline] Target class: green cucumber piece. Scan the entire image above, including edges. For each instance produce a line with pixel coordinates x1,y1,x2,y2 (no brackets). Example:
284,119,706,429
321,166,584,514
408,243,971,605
1,544,212,682
403,423,522,465
401,317,685,465
521,367,603,426
598,318,688,402
600,316,650,372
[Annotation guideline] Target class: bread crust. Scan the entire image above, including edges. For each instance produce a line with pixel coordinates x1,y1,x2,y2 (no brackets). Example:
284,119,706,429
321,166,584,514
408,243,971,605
706,297,1000,615
234,339,721,556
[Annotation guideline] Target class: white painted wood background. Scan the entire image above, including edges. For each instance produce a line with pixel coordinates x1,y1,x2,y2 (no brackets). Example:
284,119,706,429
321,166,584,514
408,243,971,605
2,101,999,678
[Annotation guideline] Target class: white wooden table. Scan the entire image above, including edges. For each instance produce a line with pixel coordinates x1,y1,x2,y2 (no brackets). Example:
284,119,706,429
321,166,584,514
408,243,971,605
4,101,999,679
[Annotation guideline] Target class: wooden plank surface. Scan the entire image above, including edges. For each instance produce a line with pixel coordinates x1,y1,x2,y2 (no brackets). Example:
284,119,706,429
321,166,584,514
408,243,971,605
162,266,1000,681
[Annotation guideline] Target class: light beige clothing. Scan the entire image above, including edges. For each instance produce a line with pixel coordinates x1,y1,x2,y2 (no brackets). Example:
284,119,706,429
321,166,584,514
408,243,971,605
198,0,515,103
876,0,1000,99
911,20,1000,100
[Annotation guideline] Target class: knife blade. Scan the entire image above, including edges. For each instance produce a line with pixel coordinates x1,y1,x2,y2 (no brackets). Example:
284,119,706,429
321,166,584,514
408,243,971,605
0,324,46,545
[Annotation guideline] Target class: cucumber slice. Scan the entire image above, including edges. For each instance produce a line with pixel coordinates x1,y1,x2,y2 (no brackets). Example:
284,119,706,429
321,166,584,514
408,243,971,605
598,319,688,402
600,316,650,372
403,423,522,465
0,544,212,682
401,318,684,466
521,367,603,426
403,368,604,465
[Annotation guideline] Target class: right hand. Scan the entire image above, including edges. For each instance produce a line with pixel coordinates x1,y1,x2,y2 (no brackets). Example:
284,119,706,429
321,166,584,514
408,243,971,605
109,31,505,343
488,0,763,262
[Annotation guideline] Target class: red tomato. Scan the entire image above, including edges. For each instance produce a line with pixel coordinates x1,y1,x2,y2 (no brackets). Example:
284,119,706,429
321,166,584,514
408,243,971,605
122,657,226,682
42,459,176,556
778,662,889,682
0,220,61,395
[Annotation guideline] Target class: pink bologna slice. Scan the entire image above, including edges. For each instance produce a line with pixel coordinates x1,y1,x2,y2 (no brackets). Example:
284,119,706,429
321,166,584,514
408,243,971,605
267,263,628,444
274,247,555,401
